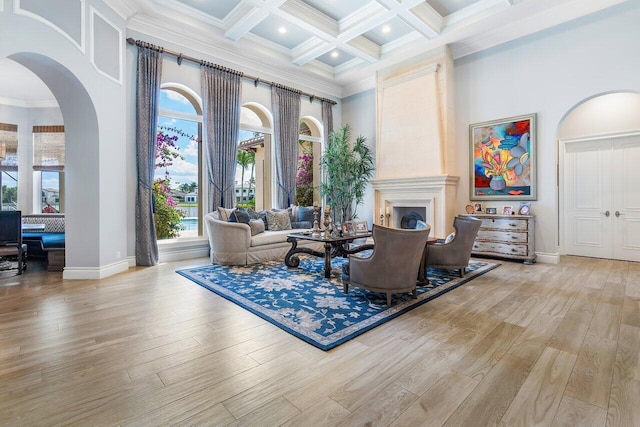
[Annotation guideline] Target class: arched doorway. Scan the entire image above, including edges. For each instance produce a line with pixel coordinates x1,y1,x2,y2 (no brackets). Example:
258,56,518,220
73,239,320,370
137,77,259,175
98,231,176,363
6,52,102,273
558,91,640,262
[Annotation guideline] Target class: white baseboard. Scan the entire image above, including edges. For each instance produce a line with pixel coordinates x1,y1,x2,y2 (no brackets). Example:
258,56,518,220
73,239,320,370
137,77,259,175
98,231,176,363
535,252,560,264
62,259,130,280
158,246,210,263
62,241,209,279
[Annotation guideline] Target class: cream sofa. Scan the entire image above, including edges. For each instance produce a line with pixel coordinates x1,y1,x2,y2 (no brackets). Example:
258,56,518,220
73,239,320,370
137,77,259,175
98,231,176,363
204,211,324,265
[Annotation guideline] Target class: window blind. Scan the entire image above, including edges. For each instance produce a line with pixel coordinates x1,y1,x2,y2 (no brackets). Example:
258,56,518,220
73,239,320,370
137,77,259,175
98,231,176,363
33,125,65,171
0,123,18,171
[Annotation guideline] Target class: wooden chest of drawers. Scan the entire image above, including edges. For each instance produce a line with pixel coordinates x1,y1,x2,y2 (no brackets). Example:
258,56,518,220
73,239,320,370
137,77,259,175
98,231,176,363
462,214,536,264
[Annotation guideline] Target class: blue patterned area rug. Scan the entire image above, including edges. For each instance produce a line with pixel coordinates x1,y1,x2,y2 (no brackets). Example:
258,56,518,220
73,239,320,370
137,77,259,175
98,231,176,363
176,258,499,351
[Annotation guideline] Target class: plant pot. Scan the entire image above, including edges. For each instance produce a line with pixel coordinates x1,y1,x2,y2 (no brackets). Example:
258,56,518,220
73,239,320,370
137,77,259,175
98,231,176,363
489,176,506,191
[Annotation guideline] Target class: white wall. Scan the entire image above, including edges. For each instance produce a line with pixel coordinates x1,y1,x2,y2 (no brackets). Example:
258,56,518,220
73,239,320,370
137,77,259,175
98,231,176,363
1,0,129,278
341,89,376,227
453,1,640,259
340,2,640,260
558,92,640,140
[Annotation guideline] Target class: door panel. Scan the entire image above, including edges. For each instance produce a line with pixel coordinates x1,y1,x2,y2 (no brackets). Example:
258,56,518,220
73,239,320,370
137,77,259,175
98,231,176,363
564,140,613,258
613,136,640,262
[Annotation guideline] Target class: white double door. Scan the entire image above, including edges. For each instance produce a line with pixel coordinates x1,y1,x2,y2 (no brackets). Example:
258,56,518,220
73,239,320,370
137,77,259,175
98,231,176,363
563,134,640,262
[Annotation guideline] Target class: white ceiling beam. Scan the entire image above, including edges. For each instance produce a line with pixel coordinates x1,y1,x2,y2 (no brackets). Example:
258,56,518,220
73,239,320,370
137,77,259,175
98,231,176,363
400,0,428,8
410,2,444,34
292,37,335,65
275,0,338,40
344,37,381,63
338,3,394,42
277,0,381,64
225,6,268,40
376,0,441,38
224,0,287,41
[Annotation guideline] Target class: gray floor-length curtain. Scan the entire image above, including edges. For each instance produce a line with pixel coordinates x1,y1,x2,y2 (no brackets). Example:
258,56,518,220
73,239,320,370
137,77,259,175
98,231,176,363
272,84,301,208
201,64,243,211
135,42,163,266
321,100,334,143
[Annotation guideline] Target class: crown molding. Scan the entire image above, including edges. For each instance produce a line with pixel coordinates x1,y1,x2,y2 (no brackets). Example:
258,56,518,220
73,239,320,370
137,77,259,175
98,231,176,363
114,0,628,98
449,0,630,59
154,0,224,27
0,97,59,108
127,15,343,99
342,75,376,98
101,0,141,21
444,0,507,27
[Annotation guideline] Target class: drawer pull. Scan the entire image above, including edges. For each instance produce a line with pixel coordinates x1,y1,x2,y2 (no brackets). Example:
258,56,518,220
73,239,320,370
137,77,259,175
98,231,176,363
508,223,518,227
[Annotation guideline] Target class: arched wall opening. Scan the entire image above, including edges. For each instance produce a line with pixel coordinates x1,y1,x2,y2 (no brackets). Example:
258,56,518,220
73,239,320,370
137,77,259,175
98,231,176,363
557,91,640,259
8,52,101,271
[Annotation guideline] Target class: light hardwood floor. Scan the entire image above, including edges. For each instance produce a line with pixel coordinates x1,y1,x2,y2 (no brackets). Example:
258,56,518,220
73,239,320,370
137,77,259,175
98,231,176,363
0,256,639,426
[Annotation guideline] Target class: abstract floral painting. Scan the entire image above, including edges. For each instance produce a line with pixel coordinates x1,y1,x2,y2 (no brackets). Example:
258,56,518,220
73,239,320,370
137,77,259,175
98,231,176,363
470,113,537,201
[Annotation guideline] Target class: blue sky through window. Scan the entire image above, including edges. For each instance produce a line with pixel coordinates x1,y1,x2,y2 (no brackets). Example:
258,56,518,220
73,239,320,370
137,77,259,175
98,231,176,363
157,89,199,189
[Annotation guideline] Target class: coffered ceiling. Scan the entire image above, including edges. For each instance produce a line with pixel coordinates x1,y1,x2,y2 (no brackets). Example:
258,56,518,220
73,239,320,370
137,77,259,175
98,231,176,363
108,0,626,96
0,0,629,104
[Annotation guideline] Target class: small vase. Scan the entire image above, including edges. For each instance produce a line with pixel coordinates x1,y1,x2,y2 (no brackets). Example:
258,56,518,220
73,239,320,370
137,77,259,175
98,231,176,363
490,176,506,191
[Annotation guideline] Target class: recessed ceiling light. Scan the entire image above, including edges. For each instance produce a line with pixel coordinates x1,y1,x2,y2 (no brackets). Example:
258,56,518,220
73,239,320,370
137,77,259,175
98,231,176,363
278,26,287,34
382,25,391,33
331,51,339,58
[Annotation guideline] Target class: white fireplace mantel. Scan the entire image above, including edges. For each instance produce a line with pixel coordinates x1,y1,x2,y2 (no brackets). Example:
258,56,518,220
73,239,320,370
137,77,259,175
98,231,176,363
371,175,459,238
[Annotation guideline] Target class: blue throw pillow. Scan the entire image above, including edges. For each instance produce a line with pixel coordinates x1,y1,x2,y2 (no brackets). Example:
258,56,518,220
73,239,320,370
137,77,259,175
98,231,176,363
229,208,251,224
246,208,261,220
297,206,315,223
257,210,269,230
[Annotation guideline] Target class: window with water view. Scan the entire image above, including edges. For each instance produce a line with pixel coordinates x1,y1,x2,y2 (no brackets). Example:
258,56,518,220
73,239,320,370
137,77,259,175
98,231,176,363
155,88,202,239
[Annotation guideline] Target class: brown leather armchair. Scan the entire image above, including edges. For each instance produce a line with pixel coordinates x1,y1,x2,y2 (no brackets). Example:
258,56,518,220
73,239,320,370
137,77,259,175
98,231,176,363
342,224,431,306
425,216,482,278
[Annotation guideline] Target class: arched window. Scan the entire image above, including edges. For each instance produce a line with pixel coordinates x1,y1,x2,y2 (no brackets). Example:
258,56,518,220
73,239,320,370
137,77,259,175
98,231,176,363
297,117,323,206
156,85,203,239
238,103,272,210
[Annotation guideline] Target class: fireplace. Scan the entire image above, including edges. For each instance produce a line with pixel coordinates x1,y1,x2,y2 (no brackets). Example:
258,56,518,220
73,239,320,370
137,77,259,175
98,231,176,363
371,175,459,238
372,47,459,238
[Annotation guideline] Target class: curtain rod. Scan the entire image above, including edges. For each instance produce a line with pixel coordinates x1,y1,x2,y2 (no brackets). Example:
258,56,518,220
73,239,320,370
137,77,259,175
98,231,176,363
126,38,337,106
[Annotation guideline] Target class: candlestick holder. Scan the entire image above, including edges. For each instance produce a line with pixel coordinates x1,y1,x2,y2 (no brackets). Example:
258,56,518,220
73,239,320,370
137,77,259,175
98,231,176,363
323,210,331,239
312,205,321,237
379,214,384,226
385,212,391,227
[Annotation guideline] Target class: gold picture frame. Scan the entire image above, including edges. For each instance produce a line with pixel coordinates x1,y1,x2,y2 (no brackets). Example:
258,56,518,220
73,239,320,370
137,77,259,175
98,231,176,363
352,220,369,234
341,221,355,235
470,113,537,201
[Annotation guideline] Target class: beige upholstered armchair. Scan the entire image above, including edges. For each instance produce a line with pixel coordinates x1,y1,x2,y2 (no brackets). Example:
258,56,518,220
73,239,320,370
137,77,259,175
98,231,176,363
342,224,431,306
425,216,482,277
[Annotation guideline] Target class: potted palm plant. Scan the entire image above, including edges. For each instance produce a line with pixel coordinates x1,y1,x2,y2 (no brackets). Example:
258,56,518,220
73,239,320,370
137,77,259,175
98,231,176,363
320,124,374,224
